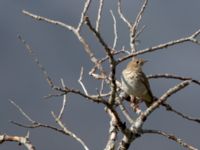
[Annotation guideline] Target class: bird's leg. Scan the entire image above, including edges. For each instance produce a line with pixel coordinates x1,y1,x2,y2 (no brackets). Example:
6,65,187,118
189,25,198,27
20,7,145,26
130,96,142,114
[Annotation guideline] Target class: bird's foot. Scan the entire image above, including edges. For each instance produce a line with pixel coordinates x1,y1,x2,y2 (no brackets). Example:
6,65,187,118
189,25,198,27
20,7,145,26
133,104,143,115
130,96,142,115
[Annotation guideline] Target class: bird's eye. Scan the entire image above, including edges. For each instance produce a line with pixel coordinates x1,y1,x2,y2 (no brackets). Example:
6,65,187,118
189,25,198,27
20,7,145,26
136,61,139,64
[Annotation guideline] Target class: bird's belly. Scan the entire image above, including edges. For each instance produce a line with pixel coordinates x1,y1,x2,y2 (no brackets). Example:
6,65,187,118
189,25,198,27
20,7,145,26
122,78,147,97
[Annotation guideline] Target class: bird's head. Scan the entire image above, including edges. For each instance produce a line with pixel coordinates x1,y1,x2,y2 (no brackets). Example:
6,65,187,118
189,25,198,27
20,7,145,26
126,58,147,71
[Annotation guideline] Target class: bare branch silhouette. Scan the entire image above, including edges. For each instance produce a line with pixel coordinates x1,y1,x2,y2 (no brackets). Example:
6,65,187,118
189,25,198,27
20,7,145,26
118,29,200,63
142,129,198,150
10,100,89,150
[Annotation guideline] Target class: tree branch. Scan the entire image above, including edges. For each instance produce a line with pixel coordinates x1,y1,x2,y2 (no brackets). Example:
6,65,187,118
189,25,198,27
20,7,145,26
104,117,118,150
84,16,117,105
148,73,200,86
110,10,118,49
18,35,54,88
96,0,104,32
18,35,108,106
57,79,68,120
10,99,89,150
77,0,91,31
78,67,89,96
52,112,89,150
117,0,132,28
136,80,191,128
0,133,36,150
10,100,35,124
162,103,200,124
118,28,200,63
23,10,74,31
130,0,148,52
22,10,102,73
142,129,198,150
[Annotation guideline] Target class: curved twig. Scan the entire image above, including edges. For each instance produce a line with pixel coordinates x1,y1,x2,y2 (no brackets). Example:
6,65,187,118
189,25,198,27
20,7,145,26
148,73,200,86
142,129,198,150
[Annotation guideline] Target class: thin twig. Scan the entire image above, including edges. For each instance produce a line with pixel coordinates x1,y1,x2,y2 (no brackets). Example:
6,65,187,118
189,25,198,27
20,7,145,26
134,25,146,40
121,46,131,55
142,129,198,150
22,10,102,73
44,92,65,99
23,10,74,31
77,0,92,31
191,28,200,38
162,103,200,124
57,79,68,120
100,80,105,95
54,86,108,105
132,0,148,31
117,28,200,63
78,67,89,96
18,35,54,88
10,100,35,123
74,31,104,72
110,10,118,49
148,73,200,86
84,16,117,105
118,0,149,52
96,0,104,32
84,16,114,62
117,0,131,28
130,0,148,53
100,48,130,64
117,97,134,124
10,101,69,137
52,112,89,150
11,121,67,135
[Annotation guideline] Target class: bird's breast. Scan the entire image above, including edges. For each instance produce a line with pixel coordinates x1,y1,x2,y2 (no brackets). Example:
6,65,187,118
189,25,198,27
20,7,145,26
121,71,147,97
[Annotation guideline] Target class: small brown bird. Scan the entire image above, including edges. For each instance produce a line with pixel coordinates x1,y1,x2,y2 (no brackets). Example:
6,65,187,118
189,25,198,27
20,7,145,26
121,58,154,108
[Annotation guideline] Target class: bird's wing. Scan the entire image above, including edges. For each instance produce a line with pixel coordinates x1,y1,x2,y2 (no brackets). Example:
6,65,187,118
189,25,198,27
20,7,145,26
139,72,154,106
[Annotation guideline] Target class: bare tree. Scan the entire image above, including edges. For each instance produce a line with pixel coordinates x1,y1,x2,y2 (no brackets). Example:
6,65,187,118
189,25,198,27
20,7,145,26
2,0,200,150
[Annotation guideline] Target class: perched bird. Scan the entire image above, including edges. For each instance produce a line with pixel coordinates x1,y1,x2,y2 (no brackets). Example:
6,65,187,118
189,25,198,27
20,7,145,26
121,58,154,108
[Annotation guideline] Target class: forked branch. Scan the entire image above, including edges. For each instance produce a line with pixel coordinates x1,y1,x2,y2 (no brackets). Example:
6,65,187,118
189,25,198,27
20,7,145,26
118,29,200,63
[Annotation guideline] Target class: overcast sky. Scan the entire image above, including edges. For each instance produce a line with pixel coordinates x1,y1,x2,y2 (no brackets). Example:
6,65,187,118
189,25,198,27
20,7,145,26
1,0,200,150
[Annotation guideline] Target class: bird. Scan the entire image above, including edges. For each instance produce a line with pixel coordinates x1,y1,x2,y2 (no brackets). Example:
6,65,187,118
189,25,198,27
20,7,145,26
121,58,154,110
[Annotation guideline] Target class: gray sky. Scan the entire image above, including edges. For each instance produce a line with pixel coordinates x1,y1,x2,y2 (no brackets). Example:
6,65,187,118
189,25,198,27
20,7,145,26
0,0,200,150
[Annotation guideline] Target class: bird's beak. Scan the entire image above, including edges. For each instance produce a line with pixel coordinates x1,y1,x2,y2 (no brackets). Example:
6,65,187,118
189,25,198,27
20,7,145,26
142,60,148,65
144,60,148,63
